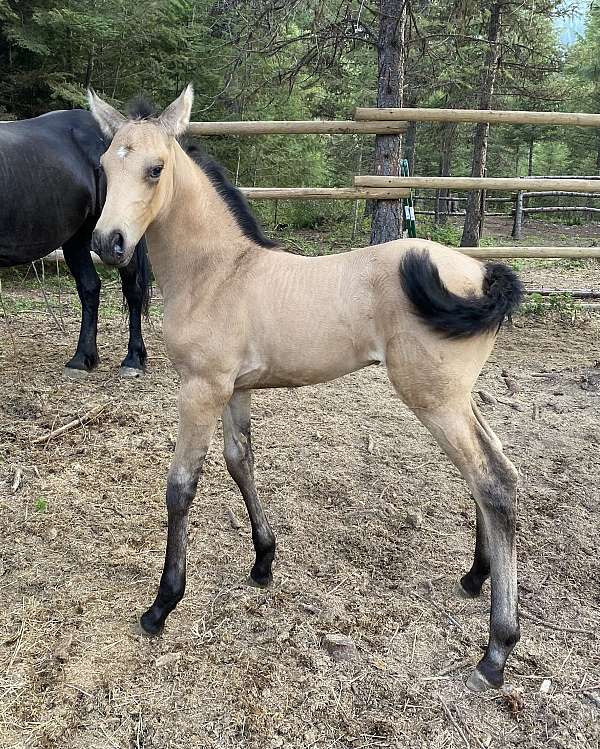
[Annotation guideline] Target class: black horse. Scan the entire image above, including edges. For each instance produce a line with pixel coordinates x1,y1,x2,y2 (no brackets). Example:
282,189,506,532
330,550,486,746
0,109,150,376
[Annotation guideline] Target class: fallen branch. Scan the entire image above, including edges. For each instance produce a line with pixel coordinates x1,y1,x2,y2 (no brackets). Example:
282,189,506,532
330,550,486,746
31,260,66,335
411,591,465,633
495,395,525,412
0,278,18,358
478,390,524,411
11,468,22,493
31,404,109,445
225,505,242,530
439,697,471,749
525,288,600,300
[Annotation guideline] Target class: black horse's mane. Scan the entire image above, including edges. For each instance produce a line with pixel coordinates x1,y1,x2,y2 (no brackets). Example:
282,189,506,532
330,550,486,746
126,96,278,249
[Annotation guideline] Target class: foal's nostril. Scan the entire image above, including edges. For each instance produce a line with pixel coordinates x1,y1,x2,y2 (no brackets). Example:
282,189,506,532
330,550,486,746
112,232,125,257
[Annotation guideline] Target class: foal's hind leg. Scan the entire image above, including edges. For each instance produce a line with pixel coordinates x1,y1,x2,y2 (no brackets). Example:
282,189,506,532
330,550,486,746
458,505,490,598
223,391,276,586
399,393,519,691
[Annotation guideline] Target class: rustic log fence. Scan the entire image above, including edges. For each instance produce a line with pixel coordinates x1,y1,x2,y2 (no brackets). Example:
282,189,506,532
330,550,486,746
4,107,600,263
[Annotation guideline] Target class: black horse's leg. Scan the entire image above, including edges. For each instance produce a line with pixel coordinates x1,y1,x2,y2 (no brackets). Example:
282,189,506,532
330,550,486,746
62,226,101,375
223,391,276,586
117,241,149,377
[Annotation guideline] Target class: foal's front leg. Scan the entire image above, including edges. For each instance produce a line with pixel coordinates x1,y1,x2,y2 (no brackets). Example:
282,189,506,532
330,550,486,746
140,378,228,635
223,391,276,586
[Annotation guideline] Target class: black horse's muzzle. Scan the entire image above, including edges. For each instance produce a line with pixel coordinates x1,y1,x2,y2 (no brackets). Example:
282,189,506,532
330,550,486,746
92,229,130,266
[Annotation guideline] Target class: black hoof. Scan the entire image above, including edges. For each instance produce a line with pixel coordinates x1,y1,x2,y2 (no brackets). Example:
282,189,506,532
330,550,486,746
65,353,99,373
140,609,165,636
466,667,498,692
249,568,273,588
469,658,504,691
120,352,147,373
458,573,486,598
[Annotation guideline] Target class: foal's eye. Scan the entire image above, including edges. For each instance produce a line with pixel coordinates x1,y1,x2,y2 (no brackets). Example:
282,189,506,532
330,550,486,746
148,164,163,181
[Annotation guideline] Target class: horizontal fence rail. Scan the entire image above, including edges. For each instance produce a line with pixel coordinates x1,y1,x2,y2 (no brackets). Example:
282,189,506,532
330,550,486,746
521,191,600,198
458,246,600,259
188,120,407,135
355,107,600,128
521,206,600,214
42,246,600,267
240,186,410,200
354,176,600,192
414,194,513,203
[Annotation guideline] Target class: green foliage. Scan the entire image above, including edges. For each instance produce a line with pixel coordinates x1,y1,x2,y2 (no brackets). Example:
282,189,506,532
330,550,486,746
521,291,580,318
417,218,462,246
1,0,599,235
34,496,48,512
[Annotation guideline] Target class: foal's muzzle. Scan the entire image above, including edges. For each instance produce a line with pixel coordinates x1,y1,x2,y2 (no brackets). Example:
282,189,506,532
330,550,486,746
92,229,131,266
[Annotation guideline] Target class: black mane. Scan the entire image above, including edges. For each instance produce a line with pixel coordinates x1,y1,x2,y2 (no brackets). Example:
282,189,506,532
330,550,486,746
184,142,278,249
126,96,158,120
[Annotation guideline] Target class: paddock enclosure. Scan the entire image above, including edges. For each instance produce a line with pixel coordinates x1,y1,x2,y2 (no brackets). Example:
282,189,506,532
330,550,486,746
0,246,599,748
1,103,600,747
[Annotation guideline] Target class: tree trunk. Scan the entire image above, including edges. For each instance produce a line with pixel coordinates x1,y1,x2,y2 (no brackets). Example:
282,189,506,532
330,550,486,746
370,0,406,245
596,132,600,175
436,122,457,225
460,1,503,247
84,48,94,90
528,135,534,176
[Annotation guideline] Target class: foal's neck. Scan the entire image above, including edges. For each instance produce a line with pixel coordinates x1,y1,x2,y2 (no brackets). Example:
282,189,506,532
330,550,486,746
146,143,251,297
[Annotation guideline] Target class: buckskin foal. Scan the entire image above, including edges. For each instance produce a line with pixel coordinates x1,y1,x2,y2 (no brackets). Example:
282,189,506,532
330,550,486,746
88,87,524,692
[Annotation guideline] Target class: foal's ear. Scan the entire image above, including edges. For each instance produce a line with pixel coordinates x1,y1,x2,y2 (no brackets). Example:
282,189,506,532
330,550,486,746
87,88,126,139
158,84,194,137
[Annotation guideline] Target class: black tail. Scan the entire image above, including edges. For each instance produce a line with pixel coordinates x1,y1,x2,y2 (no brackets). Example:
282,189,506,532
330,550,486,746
399,249,523,338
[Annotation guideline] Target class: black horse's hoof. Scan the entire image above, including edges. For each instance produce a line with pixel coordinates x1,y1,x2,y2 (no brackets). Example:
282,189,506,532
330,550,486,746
457,572,487,598
140,609,164,636
249,569,273,589
456,579,480,599
65,352,99,376
466,667,499,692
63,366,90,381
119,366,144,379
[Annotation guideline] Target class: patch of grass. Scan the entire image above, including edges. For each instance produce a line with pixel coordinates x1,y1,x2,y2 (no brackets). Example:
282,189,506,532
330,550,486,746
521,292,581,319
416,218,462,246
34,497,48,513
2,297,49,314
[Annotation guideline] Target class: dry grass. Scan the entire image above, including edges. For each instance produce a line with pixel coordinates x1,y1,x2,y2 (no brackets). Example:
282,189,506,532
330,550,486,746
0,261,599,749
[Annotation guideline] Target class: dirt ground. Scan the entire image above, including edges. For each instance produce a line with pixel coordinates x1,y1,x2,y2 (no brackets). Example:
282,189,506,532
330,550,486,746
1,248,600,749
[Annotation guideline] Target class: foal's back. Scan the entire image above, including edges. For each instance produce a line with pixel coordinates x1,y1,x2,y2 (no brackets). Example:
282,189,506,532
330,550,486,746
221,238,494,392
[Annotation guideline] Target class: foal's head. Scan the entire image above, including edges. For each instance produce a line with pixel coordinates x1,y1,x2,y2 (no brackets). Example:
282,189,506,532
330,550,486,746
89,86,193,266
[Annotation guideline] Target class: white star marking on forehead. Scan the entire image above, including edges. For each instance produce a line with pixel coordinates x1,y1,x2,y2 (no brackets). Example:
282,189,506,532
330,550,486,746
117,145,131,160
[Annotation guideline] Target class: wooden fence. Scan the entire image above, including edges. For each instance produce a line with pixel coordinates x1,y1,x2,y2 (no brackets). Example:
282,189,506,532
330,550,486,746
6,106,600,260
354,106,600,128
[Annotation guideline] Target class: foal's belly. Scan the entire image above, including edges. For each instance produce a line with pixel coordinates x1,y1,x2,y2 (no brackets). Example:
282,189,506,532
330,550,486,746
234,338,384,389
